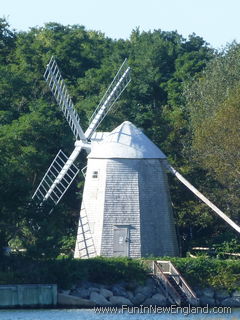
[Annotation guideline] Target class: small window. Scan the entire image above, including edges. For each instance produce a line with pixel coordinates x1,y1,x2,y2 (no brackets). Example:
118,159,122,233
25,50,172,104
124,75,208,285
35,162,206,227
92,171,98,178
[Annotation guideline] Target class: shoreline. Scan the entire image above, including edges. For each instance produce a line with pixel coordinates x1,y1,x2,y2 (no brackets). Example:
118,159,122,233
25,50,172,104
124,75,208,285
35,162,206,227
1,279,240,309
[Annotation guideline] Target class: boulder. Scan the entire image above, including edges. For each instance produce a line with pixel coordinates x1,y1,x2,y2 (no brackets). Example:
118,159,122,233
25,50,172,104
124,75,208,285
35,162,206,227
100,288,113,299
126,281,138,291
145,277,157,289
110,295,133,306
215,289,230,300
112,285,128,298
89,287,100,294
132,293,146,305
201,288,215,298
61,290,70,295
143,293,167,306
90,292,111,306
71,288,90,299
199,296,215,307
193,288,202,298
126,291,134,302
221,297,240,307
57,293,94,307
232,290,240,297
135,285,153,298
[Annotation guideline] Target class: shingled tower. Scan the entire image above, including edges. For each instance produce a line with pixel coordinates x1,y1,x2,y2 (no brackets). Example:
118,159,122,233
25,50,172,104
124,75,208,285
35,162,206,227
74,121,179,258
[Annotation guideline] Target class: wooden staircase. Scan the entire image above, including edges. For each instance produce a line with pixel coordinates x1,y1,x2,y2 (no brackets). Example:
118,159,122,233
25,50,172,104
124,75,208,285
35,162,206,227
152,260,199,306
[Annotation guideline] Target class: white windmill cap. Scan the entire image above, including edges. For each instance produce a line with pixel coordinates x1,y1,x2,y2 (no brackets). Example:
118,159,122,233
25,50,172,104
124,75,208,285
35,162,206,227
88,121,166,159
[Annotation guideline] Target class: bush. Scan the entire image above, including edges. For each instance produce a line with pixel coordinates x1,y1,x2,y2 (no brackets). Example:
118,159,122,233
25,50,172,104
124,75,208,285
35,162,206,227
0,255,147,289
170,257,240,291
0,255,239,291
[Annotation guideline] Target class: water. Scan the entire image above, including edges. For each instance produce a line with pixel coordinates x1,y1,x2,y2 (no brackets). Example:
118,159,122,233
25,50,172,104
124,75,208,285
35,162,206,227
0,308,239,320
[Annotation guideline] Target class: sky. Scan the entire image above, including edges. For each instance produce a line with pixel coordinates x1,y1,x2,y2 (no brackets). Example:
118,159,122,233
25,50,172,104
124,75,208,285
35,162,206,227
2,0,240,49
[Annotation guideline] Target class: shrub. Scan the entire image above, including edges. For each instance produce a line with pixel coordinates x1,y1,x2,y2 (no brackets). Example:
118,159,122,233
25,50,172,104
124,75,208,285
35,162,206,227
0,255,147,289
170,257,240,291
0,255,239,290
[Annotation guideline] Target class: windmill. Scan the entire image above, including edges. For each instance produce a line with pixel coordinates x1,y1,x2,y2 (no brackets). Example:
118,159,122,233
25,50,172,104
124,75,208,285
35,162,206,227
32,57,240,259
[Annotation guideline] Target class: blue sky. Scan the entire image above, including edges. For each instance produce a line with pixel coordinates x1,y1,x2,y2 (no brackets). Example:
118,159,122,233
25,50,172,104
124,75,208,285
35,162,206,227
2,0,240,49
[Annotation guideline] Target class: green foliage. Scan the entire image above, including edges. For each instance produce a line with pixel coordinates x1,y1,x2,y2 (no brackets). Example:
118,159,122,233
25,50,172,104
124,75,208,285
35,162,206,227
0,17,236,258
0,256,147,289
0,255,239,291
213,239,240,258
170,257,240,291
185,43,240,226
0,18,16,64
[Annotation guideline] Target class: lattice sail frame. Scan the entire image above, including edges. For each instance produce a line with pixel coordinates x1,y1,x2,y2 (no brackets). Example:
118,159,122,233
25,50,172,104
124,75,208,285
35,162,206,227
32,150,79,205
44,57,86,141
33,57,131,206
85,59,131,139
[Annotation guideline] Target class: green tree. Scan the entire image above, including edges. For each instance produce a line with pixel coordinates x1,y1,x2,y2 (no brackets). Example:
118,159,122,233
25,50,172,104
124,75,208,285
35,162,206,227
0,21,218,256
185,43,240,227
0,18,16,64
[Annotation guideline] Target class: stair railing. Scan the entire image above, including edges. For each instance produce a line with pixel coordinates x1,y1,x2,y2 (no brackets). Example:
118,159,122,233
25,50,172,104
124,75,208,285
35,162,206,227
153,261,182,306
156,260,199,306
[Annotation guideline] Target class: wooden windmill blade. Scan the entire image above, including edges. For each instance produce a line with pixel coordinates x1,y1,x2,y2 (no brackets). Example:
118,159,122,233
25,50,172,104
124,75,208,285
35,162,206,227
32,57,132,259
32,149,80,205
32,57,88,205
32,58,130,207
32,146,83,205
85,59,131,139
165,163,240,234
44,56,87,142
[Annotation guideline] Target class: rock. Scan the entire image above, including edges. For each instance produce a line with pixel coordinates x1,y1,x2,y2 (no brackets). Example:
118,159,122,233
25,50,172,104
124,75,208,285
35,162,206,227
100,288,113,299
215,289,230,299
189,297,200,307
199,296,215,307
201,288,215,298
127,291,134,302
193,288,203,297
70,289,80,296
71,284,77,290
221,297,240,307
214,299,221,306
143,294,167,306
61,290,70,295
90,292,111,306
126,281,138,291
112,285,128,298
74,288,90,299
132,293,146,305
57,293,94,307
135,285,153,298
110,295,133,306
232,290,240,297
89,287,100,294
145,277,157,288
155,286,164,294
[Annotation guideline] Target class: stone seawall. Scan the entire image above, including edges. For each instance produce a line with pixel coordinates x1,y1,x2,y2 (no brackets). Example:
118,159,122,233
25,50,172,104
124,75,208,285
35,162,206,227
1,279,239,308
57,277,240,308
58,277,166,307
194,287,240,308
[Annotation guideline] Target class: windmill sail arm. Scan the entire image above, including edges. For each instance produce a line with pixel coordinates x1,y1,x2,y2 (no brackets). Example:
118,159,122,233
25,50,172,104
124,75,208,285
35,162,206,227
165,163,240,234
44,57,87,141
85,59,131,139
32,147,81,205
43,147,81,201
